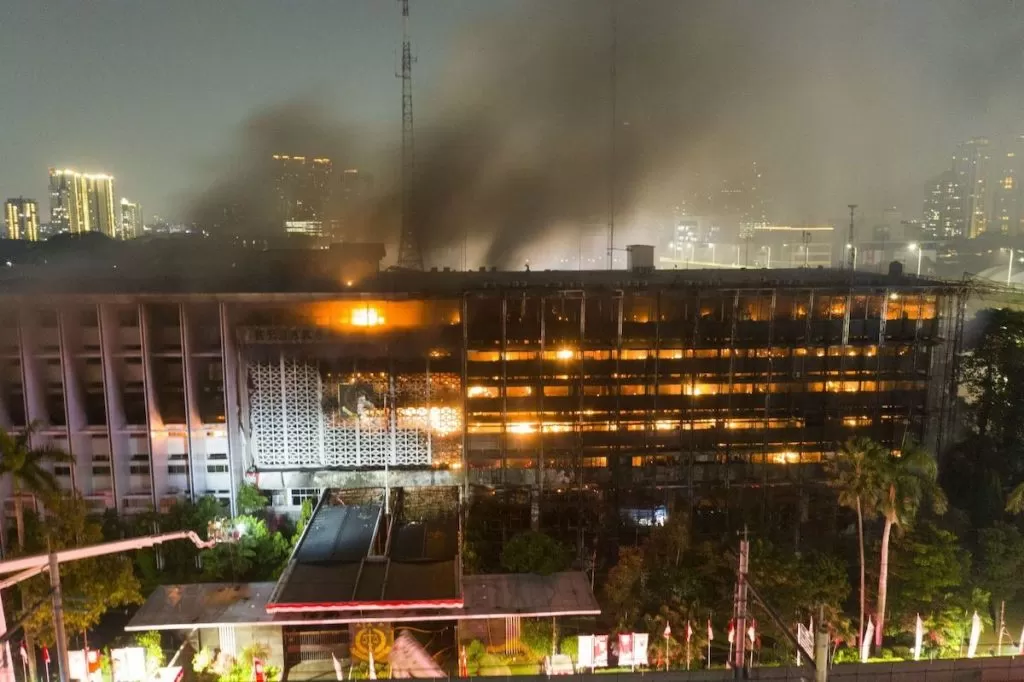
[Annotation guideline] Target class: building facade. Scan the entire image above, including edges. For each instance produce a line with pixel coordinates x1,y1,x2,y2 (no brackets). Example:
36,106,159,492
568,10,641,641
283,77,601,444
119,199,142,240
0,267,962,522
47,169,117,237
953,138,991,239
4,198,40,241
991,136,1024,237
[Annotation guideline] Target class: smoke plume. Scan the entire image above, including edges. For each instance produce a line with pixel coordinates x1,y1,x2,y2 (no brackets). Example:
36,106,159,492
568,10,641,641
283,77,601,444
186,0,1024,268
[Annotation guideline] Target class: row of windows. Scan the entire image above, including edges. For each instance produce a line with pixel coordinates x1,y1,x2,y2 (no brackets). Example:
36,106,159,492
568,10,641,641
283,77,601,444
466,345,915,362
467,379,927,399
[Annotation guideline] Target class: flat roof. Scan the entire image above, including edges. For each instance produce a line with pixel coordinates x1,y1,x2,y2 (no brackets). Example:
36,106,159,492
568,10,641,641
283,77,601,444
0,265,953,299
125,573,600,631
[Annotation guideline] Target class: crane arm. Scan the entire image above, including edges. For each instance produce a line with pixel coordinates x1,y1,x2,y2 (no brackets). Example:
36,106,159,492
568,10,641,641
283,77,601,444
0,530,217,579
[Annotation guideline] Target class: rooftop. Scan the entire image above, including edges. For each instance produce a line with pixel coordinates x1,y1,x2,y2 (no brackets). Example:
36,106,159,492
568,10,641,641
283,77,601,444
125,572,600,631
266,490,462,613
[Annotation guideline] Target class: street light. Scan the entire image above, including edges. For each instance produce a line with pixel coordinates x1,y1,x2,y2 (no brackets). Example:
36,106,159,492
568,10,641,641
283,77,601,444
907,243,922,276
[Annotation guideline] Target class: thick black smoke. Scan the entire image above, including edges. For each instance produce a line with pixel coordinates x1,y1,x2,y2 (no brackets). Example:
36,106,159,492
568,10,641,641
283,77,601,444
186,0,1024,267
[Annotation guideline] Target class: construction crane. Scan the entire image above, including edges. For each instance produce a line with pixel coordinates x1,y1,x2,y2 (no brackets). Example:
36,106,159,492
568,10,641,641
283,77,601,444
0,524,232,682
395,0,422,271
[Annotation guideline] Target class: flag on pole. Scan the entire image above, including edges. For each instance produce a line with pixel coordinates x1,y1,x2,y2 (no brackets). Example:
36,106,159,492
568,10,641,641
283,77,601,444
727,620,734,644
331,653,345,682
707,620,714,641
967,611,982,659
860,619,874,663
685,622,693,643
913,615,924,661
368,647,377,680
42,647,50,665
18,642,27,663
747,620,756,645
663,622,671,640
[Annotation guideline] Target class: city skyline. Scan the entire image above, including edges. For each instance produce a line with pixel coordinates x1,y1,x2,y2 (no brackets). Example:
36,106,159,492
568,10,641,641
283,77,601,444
3,1,1024,239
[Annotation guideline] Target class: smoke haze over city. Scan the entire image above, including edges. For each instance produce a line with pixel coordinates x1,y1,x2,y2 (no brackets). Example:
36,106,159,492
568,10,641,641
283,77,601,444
3,0,1024,266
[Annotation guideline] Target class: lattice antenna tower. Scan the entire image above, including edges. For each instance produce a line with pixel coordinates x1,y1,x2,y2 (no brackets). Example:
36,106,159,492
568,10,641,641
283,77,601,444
607,0,617,270
396,0,423,270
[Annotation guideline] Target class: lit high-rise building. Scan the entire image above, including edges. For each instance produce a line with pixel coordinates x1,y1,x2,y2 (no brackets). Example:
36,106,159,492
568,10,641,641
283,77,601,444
4,197,40,241
991,135,1024,237
48,168,117,237
272,154,333,237
119,198,142,240
952,138,991,238
922,170,963,240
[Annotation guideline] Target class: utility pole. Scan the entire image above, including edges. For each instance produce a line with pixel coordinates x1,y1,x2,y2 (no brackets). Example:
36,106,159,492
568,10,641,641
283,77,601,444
49,552,69,682
802,230,811,267
606,0,617,270
732,529,749,676
396,0,422,270
846,205,857,270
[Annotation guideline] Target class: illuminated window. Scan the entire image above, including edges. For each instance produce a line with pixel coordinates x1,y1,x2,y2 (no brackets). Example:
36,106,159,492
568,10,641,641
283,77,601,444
843,416,872,427
583,457,608,468
467,351,500,362
658,384,682,395
506,386,533,397
350,307,385,327
544,386,570,396
658,349,684,359
684,383,719,396
583,385,612,396
620,349,651,360
619,385,647,396
467,386,499,398
508,422,536,435
583,350,613,360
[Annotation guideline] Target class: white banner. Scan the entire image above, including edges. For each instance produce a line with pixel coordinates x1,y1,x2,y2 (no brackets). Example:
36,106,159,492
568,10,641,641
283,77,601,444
111,648,147,682
576,636,594,669
593,635,609,668
913,615,924,661
967,612,982,659
618,634,634,668
633,634,649,667
860,619,874,663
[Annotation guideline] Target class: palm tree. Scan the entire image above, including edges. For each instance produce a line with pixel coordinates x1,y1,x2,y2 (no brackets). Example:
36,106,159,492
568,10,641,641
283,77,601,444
873,440,947,648
825,437,885,654
0,422,74,681
0,423,74,548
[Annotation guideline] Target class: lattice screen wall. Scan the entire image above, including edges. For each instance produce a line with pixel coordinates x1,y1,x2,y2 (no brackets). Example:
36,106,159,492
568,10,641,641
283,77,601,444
249,358,461,469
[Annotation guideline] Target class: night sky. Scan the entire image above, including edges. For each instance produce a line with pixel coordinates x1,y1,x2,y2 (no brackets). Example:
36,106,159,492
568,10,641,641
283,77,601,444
0,0,506,219
3,0,1024,233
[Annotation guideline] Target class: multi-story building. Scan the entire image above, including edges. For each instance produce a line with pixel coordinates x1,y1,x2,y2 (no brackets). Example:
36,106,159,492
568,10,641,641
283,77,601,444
119,199,142,240
991,136,1024,237
4,197,40,241
272,155,333,237
47,168,117,237
953,138,991,239
0,244,962,528
923,170,963,240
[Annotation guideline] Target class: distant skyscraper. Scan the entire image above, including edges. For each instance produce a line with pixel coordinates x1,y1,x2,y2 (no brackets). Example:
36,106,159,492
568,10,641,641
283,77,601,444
48,168,117,237
272,155,333,237
922,170,963,240
952,138,991,238
119,198,142,240
334,168,373,240
990,135,1024,237
4,197,40,241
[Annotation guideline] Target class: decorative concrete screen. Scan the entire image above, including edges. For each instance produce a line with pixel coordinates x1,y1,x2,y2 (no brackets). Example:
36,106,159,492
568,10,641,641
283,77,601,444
248,358,460,469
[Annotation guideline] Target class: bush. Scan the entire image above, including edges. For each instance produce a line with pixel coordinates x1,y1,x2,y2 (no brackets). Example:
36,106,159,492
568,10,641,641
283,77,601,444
559,636,578,661
500,532,570,575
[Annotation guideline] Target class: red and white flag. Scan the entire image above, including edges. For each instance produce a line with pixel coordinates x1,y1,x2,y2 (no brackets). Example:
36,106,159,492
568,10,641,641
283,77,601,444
747,620,756,645
663,622,671,639
18,642,27,663
707,620,714,641
42,647,50,665
686,622,693,643
727,620,735,644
